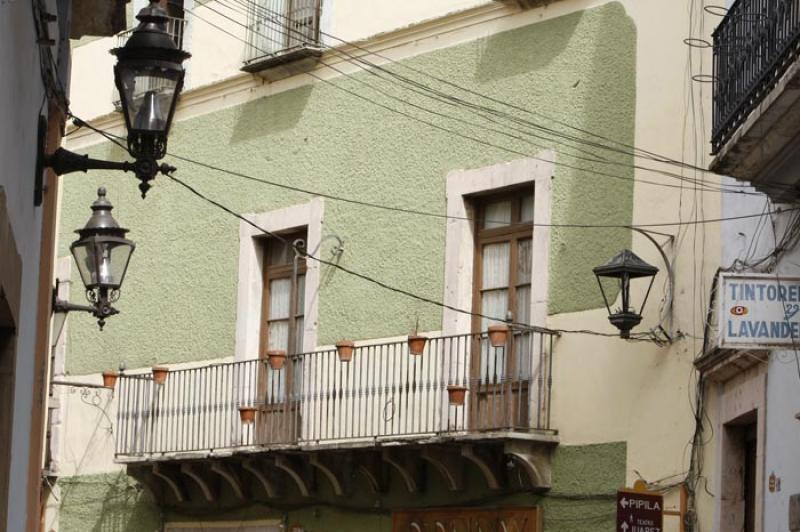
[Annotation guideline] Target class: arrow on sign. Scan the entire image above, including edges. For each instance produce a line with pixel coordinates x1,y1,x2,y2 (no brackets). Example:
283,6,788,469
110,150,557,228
620,498,629,509
621,522,629,532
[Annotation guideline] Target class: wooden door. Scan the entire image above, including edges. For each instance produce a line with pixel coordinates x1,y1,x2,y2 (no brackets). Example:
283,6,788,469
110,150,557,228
470,192,534,431
255,232,306,445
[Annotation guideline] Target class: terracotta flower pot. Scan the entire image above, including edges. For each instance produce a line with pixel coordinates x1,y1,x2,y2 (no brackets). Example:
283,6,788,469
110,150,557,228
267,350,287,370
488,324,510,347
102,371,118,390
408,334,427,356
447,385,468,406
238,406,257,424
151,366,169,385
335,340,355,362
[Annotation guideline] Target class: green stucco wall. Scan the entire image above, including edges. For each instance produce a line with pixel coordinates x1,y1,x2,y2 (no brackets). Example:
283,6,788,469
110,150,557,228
60,2,635,375
55,442,625,531
56,472,161,531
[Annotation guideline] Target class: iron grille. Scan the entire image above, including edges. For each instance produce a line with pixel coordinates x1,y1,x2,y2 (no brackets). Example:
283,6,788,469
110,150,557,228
244,0,321,64
712,0,800,153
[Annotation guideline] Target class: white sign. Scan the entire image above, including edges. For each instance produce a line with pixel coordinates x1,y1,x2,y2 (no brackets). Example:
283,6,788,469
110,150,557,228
719,273,800,349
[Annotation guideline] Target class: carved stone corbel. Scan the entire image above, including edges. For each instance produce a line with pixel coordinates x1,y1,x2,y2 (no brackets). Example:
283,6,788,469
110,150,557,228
461,445,502,490
421,447,464,491
149,463,187,503
180,462,216,502
274,454,313,497
210,461,247,499
242,459,282,499
356,452,388,494
382,449,423,493
504,441,554,490
309,453,351,496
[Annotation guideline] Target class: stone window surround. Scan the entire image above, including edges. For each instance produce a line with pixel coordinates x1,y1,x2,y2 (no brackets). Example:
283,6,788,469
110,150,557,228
442,154,553,336
234,198,324,360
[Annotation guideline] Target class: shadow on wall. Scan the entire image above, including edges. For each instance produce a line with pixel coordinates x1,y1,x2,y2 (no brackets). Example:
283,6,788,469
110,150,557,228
91,492,160,532
474,10,583,83
230,84,314,144
57,472,160,532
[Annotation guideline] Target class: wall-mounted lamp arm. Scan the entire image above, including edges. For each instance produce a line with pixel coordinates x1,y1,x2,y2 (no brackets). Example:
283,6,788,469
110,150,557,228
51,284,119,331
52,298,96,315
630,227,676,342
46,148,135,176
43,147,177,198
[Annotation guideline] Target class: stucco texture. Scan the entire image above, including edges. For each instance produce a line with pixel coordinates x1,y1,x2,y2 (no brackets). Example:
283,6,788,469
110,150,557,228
59,2,635,375
54,442,624,531
56,472,160,531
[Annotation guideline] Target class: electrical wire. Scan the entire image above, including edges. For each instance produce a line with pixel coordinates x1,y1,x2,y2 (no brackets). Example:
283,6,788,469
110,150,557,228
70,114,800,230
226,0,763,183
178,1,757,196
165,170,645,339
224,0,800,197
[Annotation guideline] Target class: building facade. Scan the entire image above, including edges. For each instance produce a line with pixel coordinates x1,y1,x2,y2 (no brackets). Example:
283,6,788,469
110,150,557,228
51,1,724,531
695,0,800,531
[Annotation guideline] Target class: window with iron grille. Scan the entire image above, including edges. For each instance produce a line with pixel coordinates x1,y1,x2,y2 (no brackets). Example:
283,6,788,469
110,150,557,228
244,0,322,65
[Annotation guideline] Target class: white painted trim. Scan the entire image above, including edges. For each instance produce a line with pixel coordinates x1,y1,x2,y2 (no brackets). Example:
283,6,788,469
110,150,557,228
46,257,72,477
319,0,335,48
234,198,324,360
442,154,553,336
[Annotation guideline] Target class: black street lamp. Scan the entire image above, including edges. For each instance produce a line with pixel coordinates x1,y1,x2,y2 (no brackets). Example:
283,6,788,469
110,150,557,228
42,0,190,198
593,249,659,339
54,187,135,329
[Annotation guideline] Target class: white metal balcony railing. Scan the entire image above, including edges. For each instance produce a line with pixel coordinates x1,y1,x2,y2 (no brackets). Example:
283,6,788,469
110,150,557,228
115,329,556,459
116,15,187,50
244,0,321,65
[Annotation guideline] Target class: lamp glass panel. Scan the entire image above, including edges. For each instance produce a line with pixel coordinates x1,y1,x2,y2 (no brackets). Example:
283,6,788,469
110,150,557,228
103,241,134,288
118,65,180,133
71,241,99,288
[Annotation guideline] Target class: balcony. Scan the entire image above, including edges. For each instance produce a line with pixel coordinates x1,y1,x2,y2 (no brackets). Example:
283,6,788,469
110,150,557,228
115,15,187,50
242,0,323,78
115,329,558,502
711,0,800,201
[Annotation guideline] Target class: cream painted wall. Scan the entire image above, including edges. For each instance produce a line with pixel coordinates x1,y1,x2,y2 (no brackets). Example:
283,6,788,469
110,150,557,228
61,1,719,530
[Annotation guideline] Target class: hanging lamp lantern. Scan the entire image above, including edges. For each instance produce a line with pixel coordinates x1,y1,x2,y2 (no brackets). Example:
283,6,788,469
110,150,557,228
111,0,191,197
593,249,658,339
68,188,136,329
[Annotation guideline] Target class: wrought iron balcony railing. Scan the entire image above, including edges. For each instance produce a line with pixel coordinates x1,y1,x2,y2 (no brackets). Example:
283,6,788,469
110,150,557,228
114,329,556,459
243,0,321,66
712,0,800,153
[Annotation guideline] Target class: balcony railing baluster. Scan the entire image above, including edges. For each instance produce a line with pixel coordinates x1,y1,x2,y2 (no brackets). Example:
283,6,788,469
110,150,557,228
114,329,557,458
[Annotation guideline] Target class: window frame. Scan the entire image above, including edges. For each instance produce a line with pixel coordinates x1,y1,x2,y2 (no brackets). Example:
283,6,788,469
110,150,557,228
259,230,308,358
442,156,552,337
471,191,535,335
234,199,324,362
